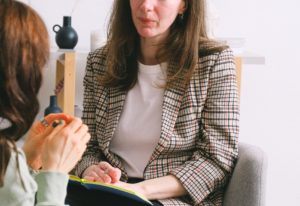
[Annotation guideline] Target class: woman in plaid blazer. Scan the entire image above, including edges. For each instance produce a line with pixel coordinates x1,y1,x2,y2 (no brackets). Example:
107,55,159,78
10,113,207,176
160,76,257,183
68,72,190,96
74,0,239,205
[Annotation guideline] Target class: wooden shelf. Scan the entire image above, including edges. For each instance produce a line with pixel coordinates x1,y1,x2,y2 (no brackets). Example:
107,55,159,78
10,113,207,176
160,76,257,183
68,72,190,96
236,51,265,65
55,51,76,116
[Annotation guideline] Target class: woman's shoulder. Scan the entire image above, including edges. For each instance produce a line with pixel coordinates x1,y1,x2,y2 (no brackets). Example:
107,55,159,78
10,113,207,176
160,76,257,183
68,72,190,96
87,44,108,63
194,40,235,77
85,45,108,75
198,39,231,58
197,39,234,64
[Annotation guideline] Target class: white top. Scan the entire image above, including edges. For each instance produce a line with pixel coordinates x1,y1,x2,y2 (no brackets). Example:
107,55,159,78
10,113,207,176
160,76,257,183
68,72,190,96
109,62,167,178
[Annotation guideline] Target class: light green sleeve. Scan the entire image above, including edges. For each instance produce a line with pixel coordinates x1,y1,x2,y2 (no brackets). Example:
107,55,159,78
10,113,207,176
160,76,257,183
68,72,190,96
35,171,69,206
0,148,69,206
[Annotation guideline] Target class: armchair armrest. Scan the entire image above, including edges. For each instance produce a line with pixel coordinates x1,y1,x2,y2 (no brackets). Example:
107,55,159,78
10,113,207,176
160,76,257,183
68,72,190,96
223,142,268,206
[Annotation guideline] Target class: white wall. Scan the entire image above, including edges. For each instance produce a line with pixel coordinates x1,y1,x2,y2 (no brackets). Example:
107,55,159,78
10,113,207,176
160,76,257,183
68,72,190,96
213,0,300,205
29,0,113,49
26,0,300,205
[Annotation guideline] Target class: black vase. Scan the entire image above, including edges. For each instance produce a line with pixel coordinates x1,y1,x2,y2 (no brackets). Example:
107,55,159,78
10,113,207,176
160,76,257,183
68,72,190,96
44,95,62,116
53,16,78,49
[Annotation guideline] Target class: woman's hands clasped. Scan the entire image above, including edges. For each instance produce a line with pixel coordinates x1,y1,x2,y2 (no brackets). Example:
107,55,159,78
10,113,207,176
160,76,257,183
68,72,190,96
82,161,121,183
41,117,90,173
82,162,147,198
23,114,91,173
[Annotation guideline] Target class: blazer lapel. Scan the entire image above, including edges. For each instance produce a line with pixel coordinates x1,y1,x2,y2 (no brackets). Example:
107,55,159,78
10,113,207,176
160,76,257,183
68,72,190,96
102,86,126,153
149,61,187,162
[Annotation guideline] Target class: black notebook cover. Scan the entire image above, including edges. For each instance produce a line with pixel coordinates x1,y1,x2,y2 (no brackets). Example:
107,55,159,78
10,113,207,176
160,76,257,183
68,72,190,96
65,175,153,206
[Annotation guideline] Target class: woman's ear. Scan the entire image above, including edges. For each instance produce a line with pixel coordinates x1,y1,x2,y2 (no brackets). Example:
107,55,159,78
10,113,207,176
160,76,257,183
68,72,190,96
179,0,188,14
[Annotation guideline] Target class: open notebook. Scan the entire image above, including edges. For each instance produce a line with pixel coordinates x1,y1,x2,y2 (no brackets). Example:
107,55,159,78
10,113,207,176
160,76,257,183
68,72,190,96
65,175,153,206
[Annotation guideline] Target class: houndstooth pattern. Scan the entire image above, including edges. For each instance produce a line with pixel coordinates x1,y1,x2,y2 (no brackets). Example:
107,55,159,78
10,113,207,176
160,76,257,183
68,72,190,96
74,46,239,206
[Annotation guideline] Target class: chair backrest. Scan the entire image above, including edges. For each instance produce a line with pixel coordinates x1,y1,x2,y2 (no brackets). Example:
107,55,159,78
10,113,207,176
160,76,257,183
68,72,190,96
223,142,267,206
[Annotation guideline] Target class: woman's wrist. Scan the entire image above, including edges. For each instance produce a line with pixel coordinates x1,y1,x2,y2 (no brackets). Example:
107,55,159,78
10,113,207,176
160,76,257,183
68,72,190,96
42,161,67,173
23,146,39,170
136,181,152,199
135,175,187,200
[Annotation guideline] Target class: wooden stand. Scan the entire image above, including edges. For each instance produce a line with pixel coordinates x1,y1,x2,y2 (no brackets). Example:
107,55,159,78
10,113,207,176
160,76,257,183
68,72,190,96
55,51,76,116
235,56,242,97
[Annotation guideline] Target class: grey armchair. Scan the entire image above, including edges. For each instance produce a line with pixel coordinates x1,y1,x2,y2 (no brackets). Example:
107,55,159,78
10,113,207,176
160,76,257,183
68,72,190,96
223,142,268,206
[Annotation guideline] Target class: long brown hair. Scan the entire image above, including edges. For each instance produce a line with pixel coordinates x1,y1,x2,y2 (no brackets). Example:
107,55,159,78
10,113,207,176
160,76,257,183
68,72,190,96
101,0,227,90
0,0,49,186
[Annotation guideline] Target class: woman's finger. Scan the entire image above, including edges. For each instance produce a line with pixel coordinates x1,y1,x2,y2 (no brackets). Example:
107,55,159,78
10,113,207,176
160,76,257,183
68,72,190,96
45,120,67,144
109,168,122,183
101,174,112,184
81,132,91,144
97,161,121,183
44,113,72,124
98,161,114,172
86,165,102,177
84,175,96,181
64,117,82,133
33,114,70,134
74,124,89,140
90,171,101,179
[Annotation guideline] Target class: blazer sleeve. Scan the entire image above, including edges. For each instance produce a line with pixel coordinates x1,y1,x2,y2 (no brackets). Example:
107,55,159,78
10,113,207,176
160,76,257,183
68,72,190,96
74,51,104,177
169,49,239,204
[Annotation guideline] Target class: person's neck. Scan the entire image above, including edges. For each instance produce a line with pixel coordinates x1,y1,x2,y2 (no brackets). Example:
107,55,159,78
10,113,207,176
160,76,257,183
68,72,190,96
139,39,159,65
139,33,168,65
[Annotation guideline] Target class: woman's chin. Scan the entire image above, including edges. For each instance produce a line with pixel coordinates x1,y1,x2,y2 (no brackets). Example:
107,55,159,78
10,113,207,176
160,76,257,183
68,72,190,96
137,28,157,38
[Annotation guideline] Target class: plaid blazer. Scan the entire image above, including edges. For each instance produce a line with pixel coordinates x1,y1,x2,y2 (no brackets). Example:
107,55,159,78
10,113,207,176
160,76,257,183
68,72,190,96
74,46,239,206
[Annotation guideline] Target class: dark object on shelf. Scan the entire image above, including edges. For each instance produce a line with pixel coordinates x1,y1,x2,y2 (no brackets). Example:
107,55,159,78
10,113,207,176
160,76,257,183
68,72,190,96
53,16,78,49
44,95,62,116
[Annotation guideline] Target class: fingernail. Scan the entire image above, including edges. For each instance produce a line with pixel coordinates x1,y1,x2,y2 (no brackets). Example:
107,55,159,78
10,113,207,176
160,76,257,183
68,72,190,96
40,119,49,127
52,119,63,128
